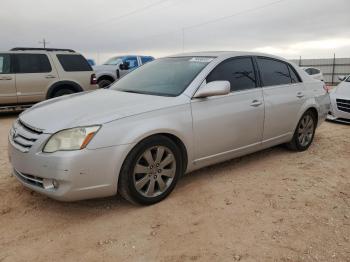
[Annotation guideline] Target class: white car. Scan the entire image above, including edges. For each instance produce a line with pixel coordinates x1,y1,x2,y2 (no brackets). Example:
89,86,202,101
327,75,350,124
301,67,324,81
8,51,330,204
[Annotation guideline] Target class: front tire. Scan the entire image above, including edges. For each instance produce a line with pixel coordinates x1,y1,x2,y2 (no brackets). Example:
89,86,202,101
118,136,183,205
287,110,317,151
98,79,113,88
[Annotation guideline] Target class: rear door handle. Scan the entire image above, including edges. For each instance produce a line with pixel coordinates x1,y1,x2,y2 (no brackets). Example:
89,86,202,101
0,76,12,80
250,100,263,107
45,75,56,79
296,92,304,98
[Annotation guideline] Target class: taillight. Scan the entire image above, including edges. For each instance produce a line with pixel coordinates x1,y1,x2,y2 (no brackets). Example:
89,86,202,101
90,74,97,85
323,83,330,93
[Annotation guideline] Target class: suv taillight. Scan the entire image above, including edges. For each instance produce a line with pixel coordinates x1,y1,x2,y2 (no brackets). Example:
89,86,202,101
91,74,97,85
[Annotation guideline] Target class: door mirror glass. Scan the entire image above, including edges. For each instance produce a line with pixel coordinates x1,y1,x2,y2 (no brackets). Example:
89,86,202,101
194,81,230,98
119,61,130,70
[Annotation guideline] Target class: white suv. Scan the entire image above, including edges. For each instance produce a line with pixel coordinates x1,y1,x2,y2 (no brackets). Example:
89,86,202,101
0,47,98,110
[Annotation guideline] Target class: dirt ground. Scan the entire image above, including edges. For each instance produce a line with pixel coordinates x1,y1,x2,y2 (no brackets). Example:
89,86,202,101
0,113,349,262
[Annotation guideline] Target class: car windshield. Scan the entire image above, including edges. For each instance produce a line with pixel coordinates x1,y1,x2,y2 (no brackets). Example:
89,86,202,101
110,57,214,96
104,57,123,65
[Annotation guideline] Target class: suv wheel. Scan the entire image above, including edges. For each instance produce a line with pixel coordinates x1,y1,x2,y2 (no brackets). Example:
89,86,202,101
98,79,113,88
287,110,317,151
52,88,74,98
118,136,183,205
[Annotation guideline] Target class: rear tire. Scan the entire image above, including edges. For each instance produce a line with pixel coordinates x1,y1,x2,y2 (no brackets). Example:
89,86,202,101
118,135,183,205
287,110,317,151
52,88,74,98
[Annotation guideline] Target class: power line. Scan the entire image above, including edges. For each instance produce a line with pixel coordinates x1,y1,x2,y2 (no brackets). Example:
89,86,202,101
89,0,171,28
107,0,290,50
184,0,289,30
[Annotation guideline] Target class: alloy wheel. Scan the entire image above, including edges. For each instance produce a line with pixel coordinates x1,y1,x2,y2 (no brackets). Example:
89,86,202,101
297,114,315,147
133,146,176,198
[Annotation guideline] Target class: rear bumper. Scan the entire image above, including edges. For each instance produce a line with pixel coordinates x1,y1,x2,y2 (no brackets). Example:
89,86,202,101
8,137,132,201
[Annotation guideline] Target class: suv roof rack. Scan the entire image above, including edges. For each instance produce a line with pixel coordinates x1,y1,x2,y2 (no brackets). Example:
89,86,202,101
10,47,75,52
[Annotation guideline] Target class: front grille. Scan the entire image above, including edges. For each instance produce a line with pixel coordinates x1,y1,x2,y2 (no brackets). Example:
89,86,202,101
14,169,44,188
10,119,43,153
336,99,350,113
337,118,350,124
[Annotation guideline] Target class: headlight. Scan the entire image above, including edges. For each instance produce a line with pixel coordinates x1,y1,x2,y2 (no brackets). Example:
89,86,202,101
43,126,101,153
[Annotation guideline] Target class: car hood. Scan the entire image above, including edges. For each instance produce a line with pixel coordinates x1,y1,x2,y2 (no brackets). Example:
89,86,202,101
333,82,350,98
19,89,187,133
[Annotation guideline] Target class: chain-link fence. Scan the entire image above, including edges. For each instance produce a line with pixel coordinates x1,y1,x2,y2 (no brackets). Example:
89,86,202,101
290,56,350,85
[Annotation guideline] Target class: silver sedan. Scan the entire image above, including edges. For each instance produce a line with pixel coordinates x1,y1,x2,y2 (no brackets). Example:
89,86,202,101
8,51,330,204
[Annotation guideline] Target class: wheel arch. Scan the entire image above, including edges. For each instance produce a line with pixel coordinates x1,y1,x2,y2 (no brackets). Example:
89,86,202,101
305,107,319,126
97,74,115,83
46,81,83,99
123,132,189,175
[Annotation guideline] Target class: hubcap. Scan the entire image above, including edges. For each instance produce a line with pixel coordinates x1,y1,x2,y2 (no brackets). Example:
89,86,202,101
297,114,314,147
133,146,176,198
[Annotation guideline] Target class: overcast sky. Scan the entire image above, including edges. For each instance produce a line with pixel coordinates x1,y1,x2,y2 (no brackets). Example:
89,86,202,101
1,0,349,63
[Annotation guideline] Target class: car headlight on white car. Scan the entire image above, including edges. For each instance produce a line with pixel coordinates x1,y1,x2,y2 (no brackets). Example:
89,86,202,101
43,126,101,153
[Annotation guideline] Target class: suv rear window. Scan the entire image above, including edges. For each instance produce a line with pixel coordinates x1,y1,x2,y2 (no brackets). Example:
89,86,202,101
15,54,52,73
57,54,92,72
0,54,11,74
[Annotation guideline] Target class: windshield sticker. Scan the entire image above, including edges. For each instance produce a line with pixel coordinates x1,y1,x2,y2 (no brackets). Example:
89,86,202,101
189,57,214,63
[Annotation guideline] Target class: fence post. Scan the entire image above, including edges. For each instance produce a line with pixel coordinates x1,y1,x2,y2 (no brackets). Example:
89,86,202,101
299,56,302,66
331,53,336,85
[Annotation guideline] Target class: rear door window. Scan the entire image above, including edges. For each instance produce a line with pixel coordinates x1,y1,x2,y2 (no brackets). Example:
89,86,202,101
15,54,52,73
207,57,257,92
288,65,301,83
141,56,154,65
57,54,92,72
304,68,312,75
0,54,11,74
257,57,291,86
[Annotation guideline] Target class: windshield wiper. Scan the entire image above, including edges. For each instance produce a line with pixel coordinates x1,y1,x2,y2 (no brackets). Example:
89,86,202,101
119,90,145,94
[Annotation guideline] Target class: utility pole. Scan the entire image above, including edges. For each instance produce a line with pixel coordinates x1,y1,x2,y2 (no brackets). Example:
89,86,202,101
331,53,336,85
182,28,185,53
39,38,49,48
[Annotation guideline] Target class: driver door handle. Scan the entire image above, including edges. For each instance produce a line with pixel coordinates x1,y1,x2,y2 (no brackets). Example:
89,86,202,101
0,76,12,80
45,75,56,79
250,100,263,107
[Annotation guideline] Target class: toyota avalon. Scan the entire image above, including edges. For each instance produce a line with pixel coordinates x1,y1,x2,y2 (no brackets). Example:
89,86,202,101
8,51,330,205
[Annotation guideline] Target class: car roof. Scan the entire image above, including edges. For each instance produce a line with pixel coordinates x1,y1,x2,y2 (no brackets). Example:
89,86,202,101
4,50,81,55
301,66,320,70
167,51,291,63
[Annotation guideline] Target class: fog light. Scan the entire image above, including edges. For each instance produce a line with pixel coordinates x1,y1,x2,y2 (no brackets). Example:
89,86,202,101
43,179,59,190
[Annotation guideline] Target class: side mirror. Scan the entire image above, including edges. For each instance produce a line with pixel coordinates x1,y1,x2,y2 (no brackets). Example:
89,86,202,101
338,75,346,81
194,81,230,98
119,61,130,70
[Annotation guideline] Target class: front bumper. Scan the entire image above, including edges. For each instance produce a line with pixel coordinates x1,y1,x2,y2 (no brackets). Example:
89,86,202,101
327,94,350,124
8,136,132,201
